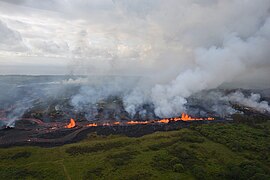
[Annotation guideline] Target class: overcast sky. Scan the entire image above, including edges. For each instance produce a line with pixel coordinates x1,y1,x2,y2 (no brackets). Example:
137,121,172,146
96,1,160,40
0,0,159,74
0,0,270,81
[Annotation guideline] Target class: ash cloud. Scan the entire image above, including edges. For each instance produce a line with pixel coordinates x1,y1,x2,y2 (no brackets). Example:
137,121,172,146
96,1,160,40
0,0,270,118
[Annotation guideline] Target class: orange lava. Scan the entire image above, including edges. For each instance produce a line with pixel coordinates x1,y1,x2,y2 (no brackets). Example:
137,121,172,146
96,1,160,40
87,123,98,127
77,113,214,128
180,113,202,121
157,119,170,123
65,118,76,128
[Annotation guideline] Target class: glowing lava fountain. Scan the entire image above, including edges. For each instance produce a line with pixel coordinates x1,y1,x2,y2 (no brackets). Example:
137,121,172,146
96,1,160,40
65,118,76,128
65,113,214,129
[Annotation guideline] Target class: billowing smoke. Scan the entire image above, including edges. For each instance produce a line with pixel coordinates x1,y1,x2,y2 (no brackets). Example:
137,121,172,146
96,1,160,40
186,90,270,117
224,91,270,113
71,0,270,118
148,20,270,117
70,76,138,120
1,0,270,118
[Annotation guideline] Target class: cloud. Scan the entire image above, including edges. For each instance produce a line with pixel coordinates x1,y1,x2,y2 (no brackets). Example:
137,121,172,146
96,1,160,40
0,20,27,52
0,0,270,117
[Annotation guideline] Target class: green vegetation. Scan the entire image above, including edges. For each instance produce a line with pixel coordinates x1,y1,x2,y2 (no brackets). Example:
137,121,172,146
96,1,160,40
194,122,270,164
0,121,269,179
66,140,132,156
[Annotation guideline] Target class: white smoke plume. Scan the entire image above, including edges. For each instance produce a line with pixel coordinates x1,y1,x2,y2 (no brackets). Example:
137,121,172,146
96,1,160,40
6,98,34,127
225,91,270,113
122,0,270,117
1,0,270,118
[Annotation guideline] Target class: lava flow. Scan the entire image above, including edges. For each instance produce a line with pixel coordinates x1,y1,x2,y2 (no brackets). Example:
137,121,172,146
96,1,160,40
127,121,149,125
65,118,76,128
65,113,214,129
87,123,98,127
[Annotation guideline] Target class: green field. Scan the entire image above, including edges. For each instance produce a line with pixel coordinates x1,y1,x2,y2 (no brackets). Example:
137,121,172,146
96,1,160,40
0,122,269,180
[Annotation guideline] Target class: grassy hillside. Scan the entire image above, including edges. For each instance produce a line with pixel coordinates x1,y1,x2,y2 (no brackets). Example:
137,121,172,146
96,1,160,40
0,122,269,180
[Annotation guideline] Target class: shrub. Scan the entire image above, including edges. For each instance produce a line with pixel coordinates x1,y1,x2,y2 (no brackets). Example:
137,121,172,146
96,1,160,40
179,133,205,143
66,141,129,156
106,150,138,167
151,152,187,173
225,161,270,180
250,173,270,180
0,151,32,160
173,163,184,173
167,145,201,167
11,151,32,160
125,171,153,180
189,144,199,149
151,153,177,171
191,165,207,180
170,157,181,165
230,142,243,152
84,167,103,180
148,140,177,151
0,166,63,180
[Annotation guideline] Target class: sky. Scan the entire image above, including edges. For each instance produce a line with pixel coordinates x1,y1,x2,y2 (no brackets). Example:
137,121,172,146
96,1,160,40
0,0,269,77
0,0,159,75
0,0,269,79
0,0,270,117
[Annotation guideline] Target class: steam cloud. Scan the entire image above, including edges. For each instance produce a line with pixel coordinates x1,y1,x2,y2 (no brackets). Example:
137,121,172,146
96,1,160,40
1,0,270,118
225,91,270,113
